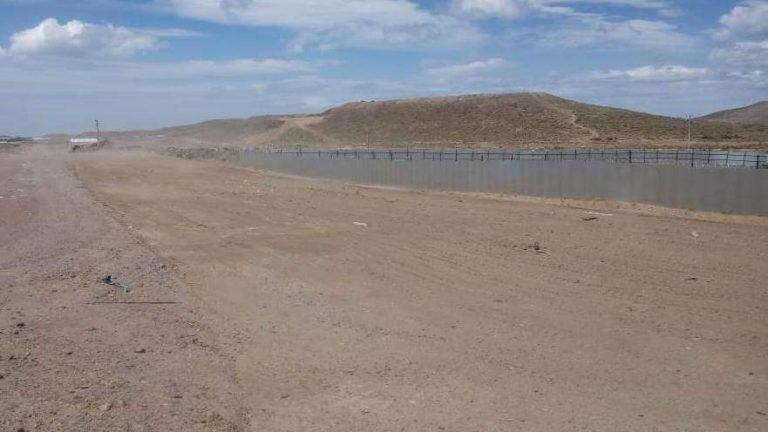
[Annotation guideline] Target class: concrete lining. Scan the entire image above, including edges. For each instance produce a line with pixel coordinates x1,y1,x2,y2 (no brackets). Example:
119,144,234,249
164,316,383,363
238,151,768,215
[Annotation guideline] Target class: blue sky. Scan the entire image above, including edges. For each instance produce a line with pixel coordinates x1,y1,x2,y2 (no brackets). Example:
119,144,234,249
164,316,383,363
0,0,766,135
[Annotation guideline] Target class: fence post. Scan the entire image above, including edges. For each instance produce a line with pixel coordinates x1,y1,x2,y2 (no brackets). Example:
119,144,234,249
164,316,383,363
690,150,695,167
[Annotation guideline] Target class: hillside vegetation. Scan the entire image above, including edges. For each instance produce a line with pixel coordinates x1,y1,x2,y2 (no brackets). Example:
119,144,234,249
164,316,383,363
315,93,768,147
95,93,768,149
699,101,768,126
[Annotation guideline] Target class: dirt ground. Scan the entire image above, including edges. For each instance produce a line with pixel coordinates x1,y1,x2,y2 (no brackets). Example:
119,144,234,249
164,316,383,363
3,147,768,431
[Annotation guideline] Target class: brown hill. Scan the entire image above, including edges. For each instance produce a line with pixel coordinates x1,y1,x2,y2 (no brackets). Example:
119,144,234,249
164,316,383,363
105,116,285,147
699,101,768,126
102,93,768,149
314,93,768,148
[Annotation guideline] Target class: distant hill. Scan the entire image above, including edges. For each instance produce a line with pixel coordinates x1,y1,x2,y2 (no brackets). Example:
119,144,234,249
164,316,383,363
314,93,768,147
96,93,768,149
699,101,768,126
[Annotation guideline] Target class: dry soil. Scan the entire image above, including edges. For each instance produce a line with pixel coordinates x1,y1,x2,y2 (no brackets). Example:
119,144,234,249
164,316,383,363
2,147,768,431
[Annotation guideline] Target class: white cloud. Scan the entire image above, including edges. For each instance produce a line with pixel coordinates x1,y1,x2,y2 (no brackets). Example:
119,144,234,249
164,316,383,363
714,1,768,40
0,57,324,96
542,18,694,48
658,7,683,18
544,0,670,11
424,58,511,77
160,0,482,51
590,65,711,81
451,0,527,19
451,1,693,49
726,70,767,87
125,58,320,78
710,2,768,67
711,40,768,66
4,18,193,58
451,0,674,19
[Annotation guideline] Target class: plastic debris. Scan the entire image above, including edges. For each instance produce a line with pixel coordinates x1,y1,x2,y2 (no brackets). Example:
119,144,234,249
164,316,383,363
584,211,614,217
101,275,132,294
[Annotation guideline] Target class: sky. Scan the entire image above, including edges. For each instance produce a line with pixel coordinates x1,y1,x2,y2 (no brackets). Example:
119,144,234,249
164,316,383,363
0,0,766,135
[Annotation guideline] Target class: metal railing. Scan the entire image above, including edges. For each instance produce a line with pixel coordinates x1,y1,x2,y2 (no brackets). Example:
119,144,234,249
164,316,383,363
256,148,768,168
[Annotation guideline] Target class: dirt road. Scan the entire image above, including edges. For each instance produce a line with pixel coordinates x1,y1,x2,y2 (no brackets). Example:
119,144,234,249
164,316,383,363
1,148,246,431
3,148,767,431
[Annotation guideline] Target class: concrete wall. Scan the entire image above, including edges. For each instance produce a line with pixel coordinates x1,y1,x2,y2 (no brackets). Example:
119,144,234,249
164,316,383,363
238,151,768,215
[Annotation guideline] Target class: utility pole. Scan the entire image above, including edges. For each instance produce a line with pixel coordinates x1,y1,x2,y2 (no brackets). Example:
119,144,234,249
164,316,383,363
686,115,692,143
95,119,101,141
